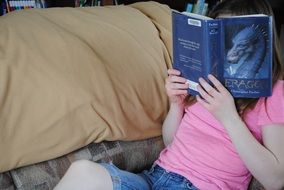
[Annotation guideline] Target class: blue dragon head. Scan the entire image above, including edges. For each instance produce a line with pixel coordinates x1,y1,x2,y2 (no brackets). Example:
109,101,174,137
227,25,265,64
225,24,267,78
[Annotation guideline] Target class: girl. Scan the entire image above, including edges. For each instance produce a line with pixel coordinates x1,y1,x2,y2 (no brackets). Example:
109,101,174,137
55,0,284,189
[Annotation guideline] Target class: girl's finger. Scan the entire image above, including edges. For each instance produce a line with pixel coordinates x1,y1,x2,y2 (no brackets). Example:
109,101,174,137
166,82,188,91
197,84,214,103
208,74,226,92
170,83,189,90
171,89,188,95
169,75,187,84
167,69,181,76
198,77,218,98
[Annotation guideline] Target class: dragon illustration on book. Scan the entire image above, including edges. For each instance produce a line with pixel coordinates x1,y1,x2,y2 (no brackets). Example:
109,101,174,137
225,24,268,79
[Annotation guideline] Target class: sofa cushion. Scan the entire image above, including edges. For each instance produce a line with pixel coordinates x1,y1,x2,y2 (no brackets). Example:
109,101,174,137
0,2,172,172
0,172,14,190
8,137,164,190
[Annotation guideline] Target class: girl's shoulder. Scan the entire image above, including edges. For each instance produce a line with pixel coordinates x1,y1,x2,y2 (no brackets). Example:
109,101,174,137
267,80,284,100
267,80,284,103
255,80,284,126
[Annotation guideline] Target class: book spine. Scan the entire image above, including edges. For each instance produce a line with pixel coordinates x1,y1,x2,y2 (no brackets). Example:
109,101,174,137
267,16,273,96
185,3,193,13
204,20,223,82
201,3,208,15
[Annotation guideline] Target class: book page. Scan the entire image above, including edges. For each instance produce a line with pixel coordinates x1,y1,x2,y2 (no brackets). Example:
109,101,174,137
220,14,268,18
181,11,213,20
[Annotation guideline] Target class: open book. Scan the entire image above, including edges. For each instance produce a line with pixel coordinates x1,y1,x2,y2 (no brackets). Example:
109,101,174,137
172,11,273,98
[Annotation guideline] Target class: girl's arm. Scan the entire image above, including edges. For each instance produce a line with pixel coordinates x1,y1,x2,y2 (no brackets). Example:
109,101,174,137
197,75,284,190
162,102,184,146
221,115,284,190
162,69,188,146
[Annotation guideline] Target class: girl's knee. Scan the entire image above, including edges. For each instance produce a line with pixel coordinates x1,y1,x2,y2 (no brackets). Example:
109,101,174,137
68,159,97,174
56,160,113,190
70,159,94,167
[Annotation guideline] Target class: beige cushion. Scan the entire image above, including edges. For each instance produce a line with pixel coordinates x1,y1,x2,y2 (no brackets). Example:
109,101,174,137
0,2,172,172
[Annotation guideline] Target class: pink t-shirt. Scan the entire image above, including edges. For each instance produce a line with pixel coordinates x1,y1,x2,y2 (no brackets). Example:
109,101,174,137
156,80,284,190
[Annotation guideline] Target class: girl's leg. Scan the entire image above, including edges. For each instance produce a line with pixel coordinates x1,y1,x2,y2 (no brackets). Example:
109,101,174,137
54,159,113,190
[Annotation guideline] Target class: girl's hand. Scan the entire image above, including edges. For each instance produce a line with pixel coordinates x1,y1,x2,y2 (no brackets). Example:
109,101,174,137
196,74,238,123
165,69,189,105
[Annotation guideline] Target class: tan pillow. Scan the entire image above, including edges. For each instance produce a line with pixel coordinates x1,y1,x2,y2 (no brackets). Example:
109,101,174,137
0,2,172,172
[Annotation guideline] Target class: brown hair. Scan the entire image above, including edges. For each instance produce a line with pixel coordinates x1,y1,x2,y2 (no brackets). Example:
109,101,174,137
185,0,284,115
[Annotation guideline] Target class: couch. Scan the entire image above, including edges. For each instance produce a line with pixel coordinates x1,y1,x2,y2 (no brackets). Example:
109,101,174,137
0,2,265,189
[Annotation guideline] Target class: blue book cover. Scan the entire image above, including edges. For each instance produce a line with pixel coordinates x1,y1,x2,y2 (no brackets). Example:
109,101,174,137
172,11,273,98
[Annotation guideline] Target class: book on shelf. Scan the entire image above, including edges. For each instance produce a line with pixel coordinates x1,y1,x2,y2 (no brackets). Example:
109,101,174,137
189,0,208,15
192,0,204,15
185,2,193,13
172,11,273,98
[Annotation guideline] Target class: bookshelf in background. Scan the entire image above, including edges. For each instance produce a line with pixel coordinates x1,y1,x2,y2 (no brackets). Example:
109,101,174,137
45,0,123,7
1,0,47,15
0,0,122,15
